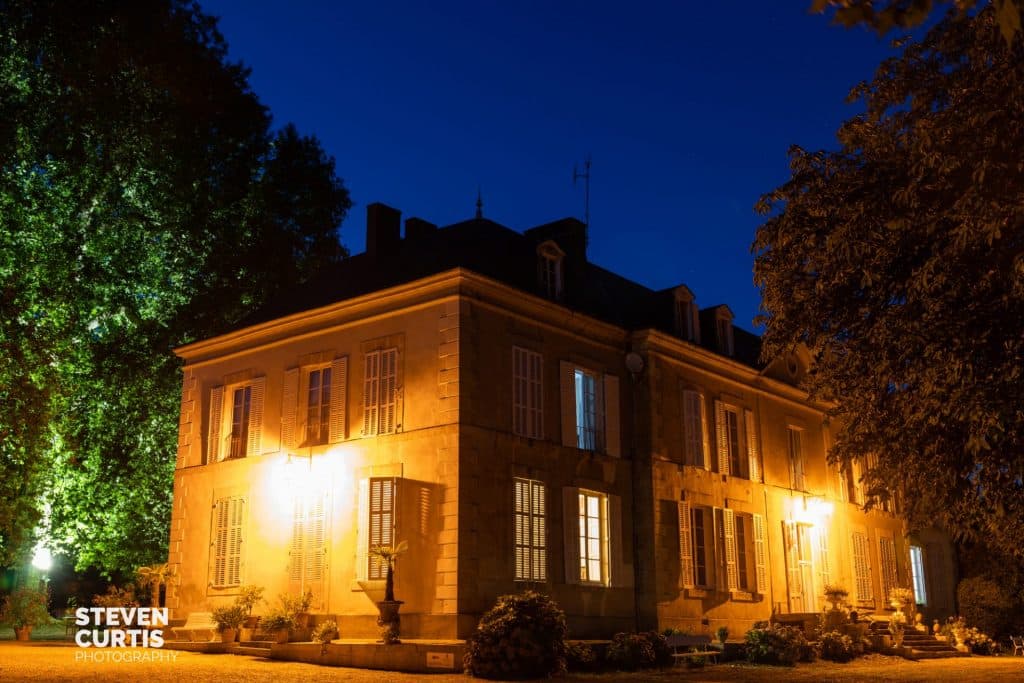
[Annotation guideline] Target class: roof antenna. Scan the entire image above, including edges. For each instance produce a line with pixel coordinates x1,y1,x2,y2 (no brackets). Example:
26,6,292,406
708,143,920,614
573,155,591,226
475,187,484,219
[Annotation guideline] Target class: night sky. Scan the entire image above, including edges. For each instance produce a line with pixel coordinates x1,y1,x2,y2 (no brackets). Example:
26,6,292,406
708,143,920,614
202,1,897,331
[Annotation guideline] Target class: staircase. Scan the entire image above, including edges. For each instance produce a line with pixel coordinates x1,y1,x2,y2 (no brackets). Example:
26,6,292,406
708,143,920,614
866,620,969,659
232,639,274,658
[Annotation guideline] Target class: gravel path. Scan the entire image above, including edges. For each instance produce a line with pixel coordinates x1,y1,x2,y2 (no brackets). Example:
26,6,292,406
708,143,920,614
1,643,1022,682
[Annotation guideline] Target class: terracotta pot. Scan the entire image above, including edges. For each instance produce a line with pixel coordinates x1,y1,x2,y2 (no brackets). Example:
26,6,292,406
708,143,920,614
239,627,254,642
273,628,289,644
14,626,32,642
220,627,237,643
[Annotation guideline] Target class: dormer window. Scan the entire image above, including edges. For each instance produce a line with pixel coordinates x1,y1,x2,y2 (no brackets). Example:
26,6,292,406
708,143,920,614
537,241,564,301
715,307,735,357
673,287,700,343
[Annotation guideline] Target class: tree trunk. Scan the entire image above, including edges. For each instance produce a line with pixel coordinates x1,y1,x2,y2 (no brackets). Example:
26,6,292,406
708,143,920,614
384,564,394,602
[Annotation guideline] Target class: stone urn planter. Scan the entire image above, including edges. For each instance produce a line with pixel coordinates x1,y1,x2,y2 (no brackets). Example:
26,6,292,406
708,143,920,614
14,625,33,641
368,541,408,645
272,628,289,644
220,627,237,643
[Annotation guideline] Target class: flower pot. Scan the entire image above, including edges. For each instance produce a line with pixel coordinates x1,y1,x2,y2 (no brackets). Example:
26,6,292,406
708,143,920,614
239,627,254,642
294,612,310,629
273,628,289,644
220,627,237,643
14,626,33,642
376,600,403,644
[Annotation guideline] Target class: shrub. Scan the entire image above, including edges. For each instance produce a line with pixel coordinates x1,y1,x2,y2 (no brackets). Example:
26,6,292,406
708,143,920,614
235,585,264,616
963,626,999,655
565,641,596,672
211,604,246,630
642,630,674,667
957,577,1013,640
819,630,855,663
463,591,567,680
260,610,294,633
607,632,655,671
0,586,52,629
312,619,339,644
744,624,806,666
716,625,729,643
278,588,313,617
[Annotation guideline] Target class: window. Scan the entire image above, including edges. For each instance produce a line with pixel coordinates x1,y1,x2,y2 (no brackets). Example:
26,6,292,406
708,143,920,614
679,502,766,594
715,307,734,356
844,459,865,505
735,515,749,590
674,289,700,342
574,369,600,450
788,427,806,490
305,366,332,445
363,348,398,436
367,478,395,580
852,531,873,603
210,496,245,588
679,502,711,589
681,389,708,468
910,545,927,606
784,521,815,611
537,242,564,300
693,507,709,587
578,491,607,584
289,493,327,603
513,347,544,439
879,536,898,603
714,400,747,478
207,377,265,463
514,478,546,581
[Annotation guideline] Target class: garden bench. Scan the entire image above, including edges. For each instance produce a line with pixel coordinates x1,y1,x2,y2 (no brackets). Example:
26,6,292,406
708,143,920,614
665,634,720,665
170,611,218,642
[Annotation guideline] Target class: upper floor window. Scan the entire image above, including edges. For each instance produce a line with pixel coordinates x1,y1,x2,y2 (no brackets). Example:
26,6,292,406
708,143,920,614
574,368,600,451
207,376,265,463
306,366,332,445
512,347,544,439
363,348,398,436
229,386,252,459
681,388,709,468
715,306,735,357
282,357,348,449
788,426,806,490
713,399,761,481
560,362,620,457
674,287,700,342
537,241,564,301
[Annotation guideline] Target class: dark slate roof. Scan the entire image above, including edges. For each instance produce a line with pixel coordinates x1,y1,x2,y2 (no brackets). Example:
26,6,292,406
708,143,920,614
245,214,763,369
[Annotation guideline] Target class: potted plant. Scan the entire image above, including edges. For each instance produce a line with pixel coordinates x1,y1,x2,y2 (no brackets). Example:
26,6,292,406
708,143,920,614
279,588,314,629
1,586,52,641
135,563,175,609
824,584,849,610
715,625,729,647
311,619,339,655
212,604,246,643
235,585,264,639
888,587,914,625
260,610,294,644
369,540,408,644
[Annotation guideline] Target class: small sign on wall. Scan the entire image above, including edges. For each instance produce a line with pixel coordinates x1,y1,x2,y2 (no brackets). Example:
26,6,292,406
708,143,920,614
426,651,455,669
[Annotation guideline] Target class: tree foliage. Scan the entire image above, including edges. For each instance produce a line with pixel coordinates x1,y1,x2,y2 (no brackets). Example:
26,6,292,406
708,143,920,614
0,0,351,571
754,7,1023,553
811,0,1022,45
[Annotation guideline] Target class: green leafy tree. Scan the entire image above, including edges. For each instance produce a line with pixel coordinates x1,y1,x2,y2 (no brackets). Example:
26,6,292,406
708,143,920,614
0,0,351,571
754,7,1023,554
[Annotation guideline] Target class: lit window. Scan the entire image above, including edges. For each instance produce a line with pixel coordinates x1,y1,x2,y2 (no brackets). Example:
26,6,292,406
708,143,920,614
305,366,332,445
788,427,806,490
578,491,607,584
363,348,398,436
229,386,251,459
574,369,600,451
910,545,927,606
207,377,265,463
514,478,546,581
512,347,543,439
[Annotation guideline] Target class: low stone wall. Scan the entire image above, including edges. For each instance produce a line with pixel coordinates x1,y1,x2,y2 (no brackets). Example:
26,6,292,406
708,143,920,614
271,640,467,674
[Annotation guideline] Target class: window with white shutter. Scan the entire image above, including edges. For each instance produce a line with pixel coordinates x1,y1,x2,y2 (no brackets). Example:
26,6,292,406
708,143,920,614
512,348,544,439
852,531,873,602
363,348,398,436
368,478,395,580
682,389,708,468
329,357,348,443
514,478,546,581
722,508,739,592
715,400,745,477
578,490,607,584
879,536,898,602
753,513,768,594
210,496,245,588
209,378,265,461
788,427,806,490
678,501,695,588
745,409,761,482
289,492,328,607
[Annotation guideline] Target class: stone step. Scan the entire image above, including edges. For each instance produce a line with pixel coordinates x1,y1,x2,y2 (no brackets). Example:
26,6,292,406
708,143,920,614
232,646,272,657
239,640,275,647
909,649,971,659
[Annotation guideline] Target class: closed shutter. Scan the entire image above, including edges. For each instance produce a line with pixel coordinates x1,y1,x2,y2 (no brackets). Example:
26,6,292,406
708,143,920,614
879,536,897,602
227,497,244,585
356,479,369,580
281,369,299,450
678,501,695,589
559,361,576,448
247,376,265,456
288,497,305,593
785,521,803,610
609,494,631,586
362,352,380,436
515,479,528,580
723,508,738,591
207,386,224,463
562,487,580,584
368,478,395,579
714,400,730,474
745,409,761,483
210,499,228,587
604,374,620,457
531,480,547,581
682,389,704,467
306,492,327,608
329,356,348,443
817,527,831,597
379,349,398,434
852,532,872,601
753,513,768,594
513,348,527,437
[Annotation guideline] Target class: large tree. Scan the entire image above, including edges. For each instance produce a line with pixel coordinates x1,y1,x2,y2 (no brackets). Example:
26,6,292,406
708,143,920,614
0,0,351,572
754,7,1023,554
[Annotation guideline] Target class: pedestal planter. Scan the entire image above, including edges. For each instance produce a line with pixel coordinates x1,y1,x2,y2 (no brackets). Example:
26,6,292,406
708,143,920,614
14,626,33,641
376,600,403,644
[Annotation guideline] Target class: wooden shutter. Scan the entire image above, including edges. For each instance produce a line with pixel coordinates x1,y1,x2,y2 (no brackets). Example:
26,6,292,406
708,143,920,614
208,386,224,463
356,478,369,580
604,374,620,457
306,492,327,609
530,352,544,439
226,497,244,586
210,498,228,586
379,348,398,434
247,377,265,456
368,478,395,579
514,479,528,580
879,536,897,601
784,521,803,610
289,497,305,593
753,513,767,594
281,369,299,450
723,508,738,591
609,494,631,586
682,389,702,466
852,531,872,601
559,361,576,448
329,356,348,443
531,480,547,580
562,487,580,584
678,501,695,589
745,409,761,482
362,351,380,436
513,348,526,437
817,526,831,595
699,394,710,469
714,400,730,474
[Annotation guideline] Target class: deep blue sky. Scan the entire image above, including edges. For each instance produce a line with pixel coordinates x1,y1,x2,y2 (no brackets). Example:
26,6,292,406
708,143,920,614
202,1,897,330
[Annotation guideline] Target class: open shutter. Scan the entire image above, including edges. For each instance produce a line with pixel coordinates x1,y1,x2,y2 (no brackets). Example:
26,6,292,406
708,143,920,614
723,508,738,591
307,492,327,609
699,394,710,469
785,521,802,610
227,497,244,586
380,349,398,434
559,362,576,448
714,400,730,474
531,480,546,581
609,494,631,586
281,369,298,450
514,480,528,580
562,487,580,584
355,479,369,580
745,409,761,482
329,356,348,443
753,513,768,594
678,501,695,589
209,499,227,586
207,386,224,463
817,526,831,598
289,497,305,594
604,375,620,457
247,376,265,456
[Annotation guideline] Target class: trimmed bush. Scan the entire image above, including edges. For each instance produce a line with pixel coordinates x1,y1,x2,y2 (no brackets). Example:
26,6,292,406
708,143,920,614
463,591,567,680
957,577,1013,640
565,641,596,672
607,632,655,671
819,630,855,662
744,624,807,666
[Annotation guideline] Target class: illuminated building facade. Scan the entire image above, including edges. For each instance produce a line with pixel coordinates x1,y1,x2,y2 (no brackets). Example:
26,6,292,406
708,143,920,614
165,204,956,639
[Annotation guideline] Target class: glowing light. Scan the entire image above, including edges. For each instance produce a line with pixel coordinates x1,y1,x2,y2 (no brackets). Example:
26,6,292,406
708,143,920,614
32,546,53,572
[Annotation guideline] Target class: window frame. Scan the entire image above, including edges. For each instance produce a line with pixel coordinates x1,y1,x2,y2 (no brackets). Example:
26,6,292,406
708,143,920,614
577,490,608,585
512,347,544,440
574,367,602,452
363,347,398,437
304,364,333,446
787,425,806,491
537,241,564,301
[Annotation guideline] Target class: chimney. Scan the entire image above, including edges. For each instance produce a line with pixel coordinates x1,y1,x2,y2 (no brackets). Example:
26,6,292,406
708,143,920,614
404,217,437,241
366,203,401,257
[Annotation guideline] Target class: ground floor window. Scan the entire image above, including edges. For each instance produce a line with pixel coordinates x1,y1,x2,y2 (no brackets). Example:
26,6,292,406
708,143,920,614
578,490,607,584
910,545,927,606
